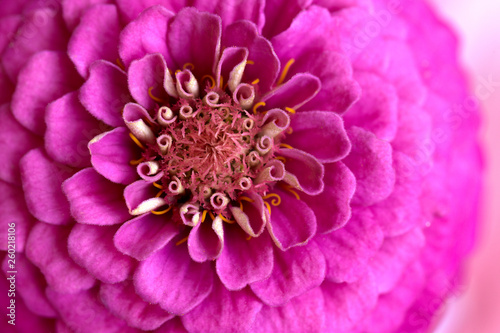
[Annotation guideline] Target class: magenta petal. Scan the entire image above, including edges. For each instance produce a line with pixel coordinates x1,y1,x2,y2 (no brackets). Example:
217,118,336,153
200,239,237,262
182,279,262,333
100,281,173,330
0,180,34,252
368,229,425,294
343,126,396,206
266,187,317,250
343,72,398,140
262,73,321,110
114,213,180,260
45,91,103,168
216,227,273,291
79,60,132,127
223,21,280,93
167,8,221,76
61,0,111,30
193,0,265,31
0,65,14,105
20,148,73,225
115,0,187,23
155,317,188,333
46,288,137,333
251,287,325,333
89,127,138,185
11,51,81,135
279,148,325,195
251,240,325,306
286,111,351,163
124,180,166,215
0,104,39,184
68,223,135,284
68,4,120,78
262,0,313,37
26,223,95,293
128,53,172,110
134,240,214,315
322,273,378,332
187,216,224,262
0,15,21,55
119,5,175,68
63,168,130,225
315,209,384,283
1,253,56,317
1,8,68,82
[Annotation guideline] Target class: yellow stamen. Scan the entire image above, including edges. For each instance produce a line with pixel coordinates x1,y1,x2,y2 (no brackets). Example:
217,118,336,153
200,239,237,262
279,143,294,150
251,78,260,85
151,205,172,215
153,182,163,190
129,133,145,150
246,60,255,65
201,75,216,89
201,210,208,223
263,193,281,206
155,190,163,198
283,185,301,201
175,69,181,75
286,127,293,134
116,58,125,70
208,211,216,221
276,58,295,86
175,236,189,246
264,201,271,216
148,87,167,104
252,101,266,115
275,156,287,164
219,76,224,89
246,235,252,240
219,214,235,224
129,157,144,166
183,62,195,70
285,107,296,114
238,196,254,211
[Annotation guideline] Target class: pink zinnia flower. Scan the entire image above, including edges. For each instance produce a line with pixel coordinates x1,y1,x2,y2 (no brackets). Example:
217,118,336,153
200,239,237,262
0,0,482,332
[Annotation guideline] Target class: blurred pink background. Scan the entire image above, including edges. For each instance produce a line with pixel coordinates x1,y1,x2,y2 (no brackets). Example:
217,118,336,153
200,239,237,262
429,1,500,332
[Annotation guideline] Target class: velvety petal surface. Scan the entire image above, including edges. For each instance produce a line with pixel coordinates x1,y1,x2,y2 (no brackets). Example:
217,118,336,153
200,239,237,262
63,168,130,225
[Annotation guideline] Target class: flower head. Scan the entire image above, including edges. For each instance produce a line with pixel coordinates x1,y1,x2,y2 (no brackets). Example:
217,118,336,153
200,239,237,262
0,0,482,332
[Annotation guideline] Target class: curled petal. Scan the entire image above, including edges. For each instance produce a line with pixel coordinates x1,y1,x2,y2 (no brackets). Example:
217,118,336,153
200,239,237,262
188,215,224,262
123,103,156,144
255,159,285,184
260,108,290,138
216,46,248,92
230,191,267,237
280,148,325,196
262,73,321,111
124,180,167,215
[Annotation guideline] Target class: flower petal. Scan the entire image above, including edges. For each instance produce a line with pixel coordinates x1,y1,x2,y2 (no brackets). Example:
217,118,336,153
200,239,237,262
251,287,325,333
45,91,103,168
343,126,396,206
114,213,181,261
0,180,34,252
61,0,111,30
0,104,39,184
315,208,383,283
251,240,325,306
216,226,273,291
11,51,82,135
128,53,175,110
134,239,214,315
303,162,355,234
322,273,379,332
1,8,68,82
1,253,57,317
115,0,187,23
89,127,138,185
223,21,280,94
25,223,95,293
266,187,317,250
187,215,224,262
63,168,130,225
279,148,325,196
20,148,73,225
193,0,265,31
46,288,137,333
124,180,166,215
100,281,174,331
68,223,135,284
68,4,120,78
119,5,175,68
167,7,221,76
262,73,321,110
262,0,313,37
182,279,262,333
79,60,132,127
